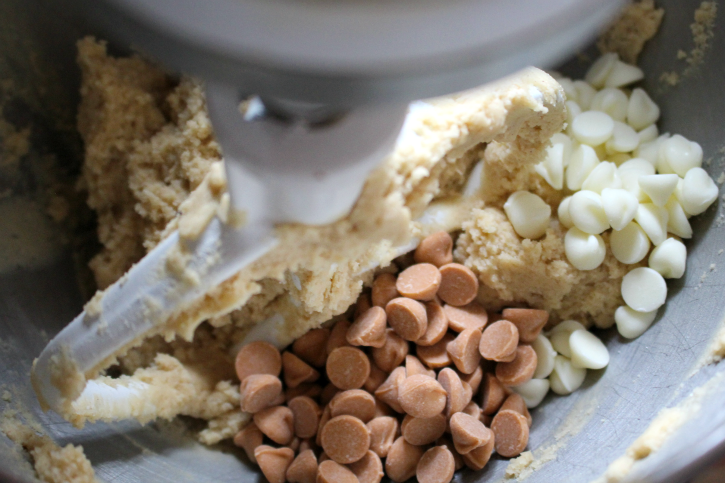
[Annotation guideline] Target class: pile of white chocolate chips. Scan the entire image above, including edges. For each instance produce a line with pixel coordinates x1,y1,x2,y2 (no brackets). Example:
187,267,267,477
231,54,717,483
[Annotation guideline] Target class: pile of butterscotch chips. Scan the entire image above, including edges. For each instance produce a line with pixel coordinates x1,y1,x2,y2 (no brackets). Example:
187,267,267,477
233,231,548,483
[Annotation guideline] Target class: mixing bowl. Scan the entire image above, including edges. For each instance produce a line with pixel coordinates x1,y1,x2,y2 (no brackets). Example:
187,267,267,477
1,0,725,481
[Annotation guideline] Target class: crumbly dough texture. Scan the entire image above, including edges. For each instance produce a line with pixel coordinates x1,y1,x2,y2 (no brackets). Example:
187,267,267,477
59,36,635,440
597,0,664,64
1,414,97,483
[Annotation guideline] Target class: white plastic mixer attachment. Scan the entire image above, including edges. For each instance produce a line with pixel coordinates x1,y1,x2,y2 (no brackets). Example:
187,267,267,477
31,85,408,417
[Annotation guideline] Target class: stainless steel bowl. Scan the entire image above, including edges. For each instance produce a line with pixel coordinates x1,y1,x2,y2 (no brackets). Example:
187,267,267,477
2,0,725,482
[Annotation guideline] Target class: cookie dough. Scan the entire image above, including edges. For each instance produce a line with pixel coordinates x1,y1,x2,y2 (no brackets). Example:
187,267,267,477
52,36,634,442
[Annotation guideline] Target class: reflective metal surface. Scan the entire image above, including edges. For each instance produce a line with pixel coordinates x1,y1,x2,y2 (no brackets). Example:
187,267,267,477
2,0,725,482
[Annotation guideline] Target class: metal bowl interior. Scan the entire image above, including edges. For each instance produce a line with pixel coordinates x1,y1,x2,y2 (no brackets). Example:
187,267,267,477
1,0,725,482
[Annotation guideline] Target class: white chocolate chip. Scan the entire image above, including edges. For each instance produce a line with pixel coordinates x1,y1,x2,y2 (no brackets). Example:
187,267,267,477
664,198,693,238
581,161,622,194
590,88,629,122
601,188,638,231
621,267,667,312
634,134,668,167
503,191,552,239
548,320,586,359
571,111,615,146
585,53,619,89
558,78,578,101
619,158,656,201
637,174,679,207
549,355,587,395
565,228,606,271
567,145,600,191
535,143,565,190
660,134,703,177
569,330,610,370
551,132,574,166
610,222,651,265
637,124,659,144
605,60,644,88
615,306,657,339
531,334,557,379
565,101,582,137
634,203,669,246
680,167,718,216
512,379,550,409
605,121,639,154
574,80,597,110
649,238,687,279
627,88,660,130
558,196,573,229
569,191,609,234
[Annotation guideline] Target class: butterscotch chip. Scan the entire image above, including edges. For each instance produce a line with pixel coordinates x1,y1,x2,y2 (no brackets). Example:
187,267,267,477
437,264,478,307
286,449,318,483
319,452,330,463
320,415,371,464
348,450,384,483
354,292,373,321
386,298,428,341
479,320,519,362
401,413,447,446
459,365,483,394
491,409,529,457
254,445,295,483
371,329,409,373
414,231,454,268
385,437,426,483
446,328,482,375
437,368,467,418
374,366,406,413
326,319,352,355
396,263,442,301
288,396,322,439
406,355,434,378
283,352,321,388
367,416,399,458
443,303,488,333
449,412,492,455
254,405,295,445
330,390,376,423
233,422,263,463
500,393,532,427
320,383,340,407
293,328,330,368
374,398,394,418
327,346,371,390
435,436,464,471
299,438,318,455
462,401,482,420
317,460,358,483
495,345,537,387
417,332,455,369
502,308,549,344
417,301,449,346
235,341,282,381
363,360,388,393
461,435,494,470
289,437,301,452
481,374,506,416
372,272,399,308
286,383,323,403
416,446,456,483
347,307,387,348
316,405,332,447
461,381,473,408
398,374,447,419
240,374,283,414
